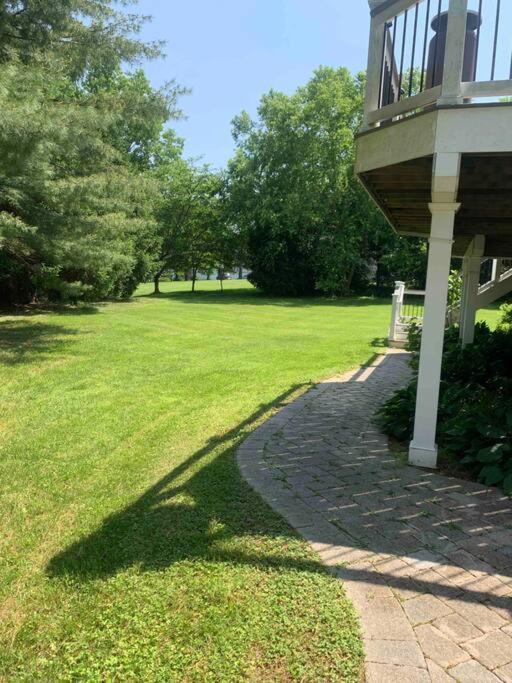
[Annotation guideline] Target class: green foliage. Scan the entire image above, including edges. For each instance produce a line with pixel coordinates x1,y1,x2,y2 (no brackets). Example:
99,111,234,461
377,236,428,292
378,315,512,494
498,303,512,331
0,0,162,75
0,2,185,305
448,269,463,307
226,67,424,297
150,132,247,293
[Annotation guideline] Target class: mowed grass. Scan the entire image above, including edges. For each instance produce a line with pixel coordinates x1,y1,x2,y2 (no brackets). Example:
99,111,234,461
0,280,393,682
0,280,503,681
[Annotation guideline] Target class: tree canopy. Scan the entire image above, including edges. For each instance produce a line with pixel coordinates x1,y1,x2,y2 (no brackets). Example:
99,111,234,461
0,0,185,304
0,2,427,305
226,67,426,296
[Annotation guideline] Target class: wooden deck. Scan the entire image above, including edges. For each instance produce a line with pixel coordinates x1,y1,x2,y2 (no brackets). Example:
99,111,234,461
359,153,512,258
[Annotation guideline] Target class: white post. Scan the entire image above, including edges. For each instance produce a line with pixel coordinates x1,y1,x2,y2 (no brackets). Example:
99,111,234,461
491,259,499,284
438,0,468,106
409,202,460,469
459,235,485,346
362,15,386,131
389,281,405,342
493,258,503,284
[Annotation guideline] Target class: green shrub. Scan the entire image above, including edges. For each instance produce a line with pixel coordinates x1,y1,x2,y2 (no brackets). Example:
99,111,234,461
498,303,512,331
378,312,512,494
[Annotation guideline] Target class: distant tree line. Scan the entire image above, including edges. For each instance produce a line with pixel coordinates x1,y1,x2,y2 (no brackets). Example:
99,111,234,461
0,2,426,306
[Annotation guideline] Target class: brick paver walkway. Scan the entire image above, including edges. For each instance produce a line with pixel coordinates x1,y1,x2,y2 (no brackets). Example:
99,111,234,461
237,351,512,682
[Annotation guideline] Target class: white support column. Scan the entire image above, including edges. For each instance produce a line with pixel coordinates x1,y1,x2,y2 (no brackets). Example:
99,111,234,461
459,235,485,346
409,202,460,468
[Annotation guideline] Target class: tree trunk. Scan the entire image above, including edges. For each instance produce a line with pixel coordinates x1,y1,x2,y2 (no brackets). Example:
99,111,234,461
192,268,197,292
238,265,243,279
153,275,161,295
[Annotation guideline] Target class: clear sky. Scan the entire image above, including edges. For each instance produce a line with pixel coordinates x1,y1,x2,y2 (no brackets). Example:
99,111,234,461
135,0,371,170
135,0,512,170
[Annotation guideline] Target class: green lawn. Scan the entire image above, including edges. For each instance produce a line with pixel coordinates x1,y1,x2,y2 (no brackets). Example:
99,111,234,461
477,300,505,329
0,280,503,681
0,280,396,682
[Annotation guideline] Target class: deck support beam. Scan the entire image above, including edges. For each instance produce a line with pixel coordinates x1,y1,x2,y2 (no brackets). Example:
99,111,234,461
459,235,485,346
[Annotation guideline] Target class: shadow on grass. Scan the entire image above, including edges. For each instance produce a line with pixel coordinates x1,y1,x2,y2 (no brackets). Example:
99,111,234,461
0,303,100,318
46,382,327,581
46,352,512,619
139,288,391,309
0,319,80,366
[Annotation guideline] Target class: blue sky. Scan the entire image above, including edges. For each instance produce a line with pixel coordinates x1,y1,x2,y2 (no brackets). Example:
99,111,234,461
135,0,512,170
135,0,371,169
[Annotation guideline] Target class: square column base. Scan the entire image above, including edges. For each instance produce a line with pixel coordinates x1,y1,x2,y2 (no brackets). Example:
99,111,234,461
409,443,438,469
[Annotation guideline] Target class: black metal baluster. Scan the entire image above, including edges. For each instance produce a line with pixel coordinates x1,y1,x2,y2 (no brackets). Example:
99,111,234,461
409,3,420,97
420,0,432,91
387,15,398,105
398,10,409,99
431,0,443,88
473,0,483,81
491,0,501,81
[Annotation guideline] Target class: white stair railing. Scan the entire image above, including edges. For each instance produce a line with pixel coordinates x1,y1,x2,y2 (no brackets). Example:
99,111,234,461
389,281,426,344
389,259,512,345
389,280,405,342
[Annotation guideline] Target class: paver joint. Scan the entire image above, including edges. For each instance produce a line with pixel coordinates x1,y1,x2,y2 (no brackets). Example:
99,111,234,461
237,350,512,682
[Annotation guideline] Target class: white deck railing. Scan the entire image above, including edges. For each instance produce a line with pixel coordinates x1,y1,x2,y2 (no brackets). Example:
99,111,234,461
363,0,512,131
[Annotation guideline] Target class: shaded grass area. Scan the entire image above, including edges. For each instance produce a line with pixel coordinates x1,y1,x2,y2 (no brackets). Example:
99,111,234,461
0,280,395,681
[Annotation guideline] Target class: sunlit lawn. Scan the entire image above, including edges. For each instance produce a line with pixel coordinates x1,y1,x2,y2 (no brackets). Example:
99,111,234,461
1,280,404,681
0,279,504,680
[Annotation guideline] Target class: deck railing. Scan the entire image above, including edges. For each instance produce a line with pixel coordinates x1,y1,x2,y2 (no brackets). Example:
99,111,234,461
364,0,512,130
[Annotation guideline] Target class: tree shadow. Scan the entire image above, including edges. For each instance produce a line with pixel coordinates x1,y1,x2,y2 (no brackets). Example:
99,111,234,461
46,382,327,582
46,353,512,620
138,288,391,310
0,319,80,366
0,303,100,318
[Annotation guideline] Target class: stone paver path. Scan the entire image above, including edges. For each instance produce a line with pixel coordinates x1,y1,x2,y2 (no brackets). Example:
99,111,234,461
237,351,512,682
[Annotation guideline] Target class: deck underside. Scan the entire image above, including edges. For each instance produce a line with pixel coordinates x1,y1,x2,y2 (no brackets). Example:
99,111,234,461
359,153,512,258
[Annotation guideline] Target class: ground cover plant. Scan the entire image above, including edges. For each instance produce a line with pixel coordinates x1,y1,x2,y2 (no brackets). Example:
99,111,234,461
379,304,512,493
0,280,402,681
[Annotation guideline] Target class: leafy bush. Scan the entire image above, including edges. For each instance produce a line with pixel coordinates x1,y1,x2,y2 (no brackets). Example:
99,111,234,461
378,314,512,494
498,303,512,331
447,269,463,308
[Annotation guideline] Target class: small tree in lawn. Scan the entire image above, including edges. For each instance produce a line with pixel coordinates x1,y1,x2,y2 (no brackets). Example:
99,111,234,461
187,171,223,292
152,135,222,294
